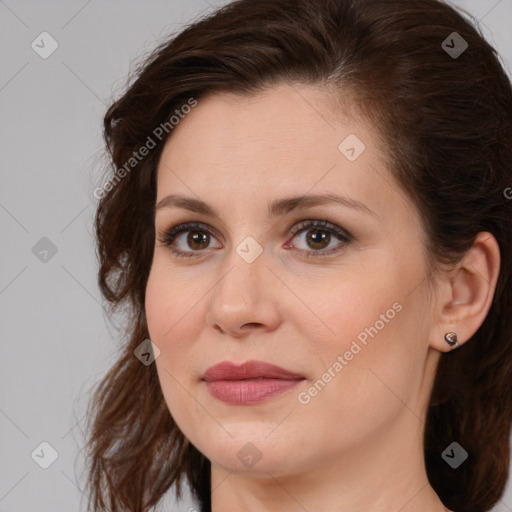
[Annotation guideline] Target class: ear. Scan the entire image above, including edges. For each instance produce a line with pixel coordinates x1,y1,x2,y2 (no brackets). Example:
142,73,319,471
430,232,501,353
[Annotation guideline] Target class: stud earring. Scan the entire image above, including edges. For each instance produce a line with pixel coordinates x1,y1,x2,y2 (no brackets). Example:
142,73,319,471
444,332,460,350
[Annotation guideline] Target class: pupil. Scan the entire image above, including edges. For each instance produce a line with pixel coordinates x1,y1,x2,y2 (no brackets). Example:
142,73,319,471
307,230,330,249
188,231,208,249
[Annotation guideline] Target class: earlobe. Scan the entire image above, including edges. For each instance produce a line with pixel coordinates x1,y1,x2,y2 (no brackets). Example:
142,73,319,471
431,232,501,353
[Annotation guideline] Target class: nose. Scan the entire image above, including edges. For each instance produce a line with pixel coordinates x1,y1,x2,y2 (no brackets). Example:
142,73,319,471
205,247,282,338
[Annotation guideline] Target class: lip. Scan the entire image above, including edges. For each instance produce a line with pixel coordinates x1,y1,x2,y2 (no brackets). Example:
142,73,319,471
202,360,304,381
202,360,305,405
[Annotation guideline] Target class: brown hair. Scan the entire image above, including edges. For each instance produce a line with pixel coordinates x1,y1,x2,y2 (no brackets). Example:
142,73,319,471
84,0,512,511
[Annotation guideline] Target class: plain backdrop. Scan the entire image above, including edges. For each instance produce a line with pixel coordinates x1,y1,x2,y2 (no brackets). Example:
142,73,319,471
1,0,511,510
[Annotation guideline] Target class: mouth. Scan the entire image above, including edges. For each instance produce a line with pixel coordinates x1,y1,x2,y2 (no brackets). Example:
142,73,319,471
202,360,305,405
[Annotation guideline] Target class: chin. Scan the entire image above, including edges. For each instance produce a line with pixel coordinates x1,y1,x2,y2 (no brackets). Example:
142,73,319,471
194,428,305,476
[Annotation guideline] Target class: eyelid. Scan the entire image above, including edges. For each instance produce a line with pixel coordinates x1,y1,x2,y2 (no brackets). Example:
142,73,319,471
288,219,353,241
158,217,352,241
157,221,222,242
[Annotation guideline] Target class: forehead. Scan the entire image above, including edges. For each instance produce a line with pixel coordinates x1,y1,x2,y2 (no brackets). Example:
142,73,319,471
161,84,363,156
155,83,413,227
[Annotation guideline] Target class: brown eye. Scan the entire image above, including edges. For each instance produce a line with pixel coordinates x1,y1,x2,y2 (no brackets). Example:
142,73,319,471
305,230,332,250
158,222,222,259
187,231,210,250
286,219,353,258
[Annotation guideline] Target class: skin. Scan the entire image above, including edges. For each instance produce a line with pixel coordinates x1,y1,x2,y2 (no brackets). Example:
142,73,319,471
145,83,500,512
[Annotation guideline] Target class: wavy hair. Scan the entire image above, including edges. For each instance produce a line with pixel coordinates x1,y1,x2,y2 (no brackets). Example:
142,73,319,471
84,1,512,511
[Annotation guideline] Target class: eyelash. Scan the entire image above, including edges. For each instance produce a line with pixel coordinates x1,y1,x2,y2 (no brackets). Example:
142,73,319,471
156,219,353,260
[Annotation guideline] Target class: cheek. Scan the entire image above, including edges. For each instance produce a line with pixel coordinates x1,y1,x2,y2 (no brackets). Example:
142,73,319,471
292,260,426,407
145,263,199,343
145,273,169,342
145,269,201,436
145,267,205,404
154,360,206,454
306,286,429,419
291,267,406,355
293,305,421,454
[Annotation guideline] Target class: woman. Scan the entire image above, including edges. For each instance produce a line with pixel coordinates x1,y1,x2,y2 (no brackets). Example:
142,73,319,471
84,0,512,511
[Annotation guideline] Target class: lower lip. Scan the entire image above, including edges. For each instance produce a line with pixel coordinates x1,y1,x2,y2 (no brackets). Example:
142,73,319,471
205,378,304,404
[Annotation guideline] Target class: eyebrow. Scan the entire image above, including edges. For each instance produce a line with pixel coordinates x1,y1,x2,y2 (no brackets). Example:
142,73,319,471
155,193,378,218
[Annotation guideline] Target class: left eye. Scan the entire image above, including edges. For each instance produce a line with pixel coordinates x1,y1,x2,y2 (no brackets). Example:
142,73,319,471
285,219,352,257
157,219,353,259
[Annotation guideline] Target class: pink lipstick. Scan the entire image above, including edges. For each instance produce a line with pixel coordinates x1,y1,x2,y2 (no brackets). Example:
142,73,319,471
202,360,304,404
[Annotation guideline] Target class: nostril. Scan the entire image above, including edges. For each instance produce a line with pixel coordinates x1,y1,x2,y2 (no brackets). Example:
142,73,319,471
242,322,262,329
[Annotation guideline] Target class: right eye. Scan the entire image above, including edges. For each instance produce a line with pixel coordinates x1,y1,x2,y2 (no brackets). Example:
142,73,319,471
156,222,223,259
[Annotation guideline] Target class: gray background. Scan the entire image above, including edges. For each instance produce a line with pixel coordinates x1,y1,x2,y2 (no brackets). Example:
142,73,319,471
1,1,511,510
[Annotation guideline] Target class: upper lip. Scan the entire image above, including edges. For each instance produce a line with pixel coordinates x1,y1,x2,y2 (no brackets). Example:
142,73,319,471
202,360,304,382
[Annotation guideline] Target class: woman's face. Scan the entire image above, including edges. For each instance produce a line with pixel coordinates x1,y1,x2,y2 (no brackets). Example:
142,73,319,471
145,83,440,478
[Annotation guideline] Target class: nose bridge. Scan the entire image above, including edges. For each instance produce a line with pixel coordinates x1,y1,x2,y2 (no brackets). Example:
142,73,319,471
211,237,266,309
217,213,267,290
206,237,280,334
